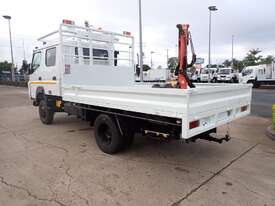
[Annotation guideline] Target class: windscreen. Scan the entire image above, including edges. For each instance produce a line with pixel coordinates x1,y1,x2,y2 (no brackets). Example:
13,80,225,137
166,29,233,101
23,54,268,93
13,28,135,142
219,69,230,74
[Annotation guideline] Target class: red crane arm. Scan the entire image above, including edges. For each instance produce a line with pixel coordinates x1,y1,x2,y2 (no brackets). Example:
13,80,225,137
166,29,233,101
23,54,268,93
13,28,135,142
176,24,196,89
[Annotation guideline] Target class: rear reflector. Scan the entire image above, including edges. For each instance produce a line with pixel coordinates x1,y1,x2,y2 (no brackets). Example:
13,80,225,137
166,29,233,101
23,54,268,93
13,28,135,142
241,105,248,112
189,120,199,129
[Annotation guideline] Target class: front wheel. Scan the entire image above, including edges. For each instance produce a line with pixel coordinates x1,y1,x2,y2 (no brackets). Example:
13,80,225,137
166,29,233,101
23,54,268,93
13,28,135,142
253,80,260,88
39,99,54,124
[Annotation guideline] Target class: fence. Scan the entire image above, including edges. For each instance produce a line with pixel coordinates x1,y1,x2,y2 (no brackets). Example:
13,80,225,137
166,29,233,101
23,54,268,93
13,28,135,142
0,73,29,87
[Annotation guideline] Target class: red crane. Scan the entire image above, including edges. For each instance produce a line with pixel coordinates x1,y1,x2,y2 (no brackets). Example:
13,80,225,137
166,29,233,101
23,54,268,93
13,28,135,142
176,24,196,89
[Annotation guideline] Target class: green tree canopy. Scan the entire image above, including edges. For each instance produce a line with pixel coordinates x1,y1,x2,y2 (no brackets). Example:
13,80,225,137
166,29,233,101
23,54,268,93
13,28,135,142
222,49,274,72
260,55,274,65
0,61,12,72
223,60,231,67
168,57,178,73
243,48,263,66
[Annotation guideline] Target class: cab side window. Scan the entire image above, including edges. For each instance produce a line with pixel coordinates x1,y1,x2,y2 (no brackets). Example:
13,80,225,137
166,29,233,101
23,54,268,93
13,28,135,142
30,52,41,74
46,47,56,67
93,49,109,65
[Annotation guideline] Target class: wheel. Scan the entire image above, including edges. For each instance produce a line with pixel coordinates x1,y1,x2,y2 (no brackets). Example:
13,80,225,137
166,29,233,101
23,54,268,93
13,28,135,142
233,77,238,83
252,79,260,88
94,114,124,154
39,99,54,124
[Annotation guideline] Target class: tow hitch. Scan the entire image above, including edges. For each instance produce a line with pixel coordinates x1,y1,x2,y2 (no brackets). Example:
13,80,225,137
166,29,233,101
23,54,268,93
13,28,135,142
187,128,231,144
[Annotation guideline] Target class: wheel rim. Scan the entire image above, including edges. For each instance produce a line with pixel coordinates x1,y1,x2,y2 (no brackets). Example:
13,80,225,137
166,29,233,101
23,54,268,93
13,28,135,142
98,124,112,145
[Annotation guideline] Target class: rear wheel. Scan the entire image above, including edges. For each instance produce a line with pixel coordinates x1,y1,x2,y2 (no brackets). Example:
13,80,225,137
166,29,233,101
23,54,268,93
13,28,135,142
94,114,124,154
39,99,54,124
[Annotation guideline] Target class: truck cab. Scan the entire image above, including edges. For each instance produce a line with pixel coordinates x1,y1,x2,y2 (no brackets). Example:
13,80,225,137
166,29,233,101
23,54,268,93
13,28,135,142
29,20,134,104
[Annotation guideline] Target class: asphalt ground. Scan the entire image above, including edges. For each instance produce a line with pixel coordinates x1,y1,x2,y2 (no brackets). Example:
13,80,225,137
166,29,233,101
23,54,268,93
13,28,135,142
251,87,275,118
0,85,275,206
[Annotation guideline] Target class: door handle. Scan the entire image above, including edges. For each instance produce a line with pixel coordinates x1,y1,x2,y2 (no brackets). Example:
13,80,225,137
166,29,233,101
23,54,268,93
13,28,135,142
52,76,56,80
38,77,42,80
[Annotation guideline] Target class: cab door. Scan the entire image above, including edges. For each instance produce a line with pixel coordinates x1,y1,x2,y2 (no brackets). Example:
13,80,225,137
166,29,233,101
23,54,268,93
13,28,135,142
29,46,61,99
42,46,61,96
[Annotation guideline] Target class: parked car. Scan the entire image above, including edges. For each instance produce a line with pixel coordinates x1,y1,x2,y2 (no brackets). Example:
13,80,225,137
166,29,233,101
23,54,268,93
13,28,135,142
217,67,239,83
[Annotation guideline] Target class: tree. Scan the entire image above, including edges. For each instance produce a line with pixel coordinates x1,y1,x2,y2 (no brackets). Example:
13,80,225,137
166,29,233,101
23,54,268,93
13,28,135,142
232,59,245,71
0,61,12,72
223,59,231,67
168,57,178,73
260,55,274,65
222,58,245,71
243,48,263,66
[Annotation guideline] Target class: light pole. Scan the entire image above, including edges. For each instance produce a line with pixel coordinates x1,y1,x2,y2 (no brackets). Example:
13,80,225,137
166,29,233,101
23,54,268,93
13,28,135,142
3,15,15,82
166,49,169,67
208,6,218,82
138,0,144,82
150,51,154,68
231,35,234,70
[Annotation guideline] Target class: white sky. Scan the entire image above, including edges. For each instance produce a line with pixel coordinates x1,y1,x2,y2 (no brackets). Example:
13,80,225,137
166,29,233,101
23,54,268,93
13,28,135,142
0,0,275,67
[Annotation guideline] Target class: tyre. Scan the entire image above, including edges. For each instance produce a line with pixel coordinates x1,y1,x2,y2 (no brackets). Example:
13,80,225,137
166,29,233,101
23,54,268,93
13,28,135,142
94,114,124,154
253,80,260,88
39,99,54,124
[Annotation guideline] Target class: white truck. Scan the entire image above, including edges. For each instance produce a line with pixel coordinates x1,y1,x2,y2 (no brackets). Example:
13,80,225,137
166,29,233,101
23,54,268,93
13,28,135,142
28,20,252,154
217,67,239,83
240,63,275,88
200,67,218,83
143,67,168,82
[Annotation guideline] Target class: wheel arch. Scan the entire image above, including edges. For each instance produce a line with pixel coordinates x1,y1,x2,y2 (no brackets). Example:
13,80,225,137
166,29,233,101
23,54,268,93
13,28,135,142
34,87,45,106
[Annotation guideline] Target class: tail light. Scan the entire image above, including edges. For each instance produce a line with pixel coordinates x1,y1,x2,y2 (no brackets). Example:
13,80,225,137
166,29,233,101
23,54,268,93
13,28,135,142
63,19,75,25
123,31,131,36
241,105,248,112
189,120,199,129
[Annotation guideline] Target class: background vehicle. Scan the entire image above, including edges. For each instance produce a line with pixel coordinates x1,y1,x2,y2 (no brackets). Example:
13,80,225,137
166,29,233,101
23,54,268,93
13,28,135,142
28,20,252,154
217,67,239,83
200,67,218,82
143,67,168,82
240,63,275,88
189,69,201,82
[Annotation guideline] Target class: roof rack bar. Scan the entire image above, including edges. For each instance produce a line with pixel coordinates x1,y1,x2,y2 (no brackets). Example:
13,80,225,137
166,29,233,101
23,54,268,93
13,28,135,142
38,30,59,42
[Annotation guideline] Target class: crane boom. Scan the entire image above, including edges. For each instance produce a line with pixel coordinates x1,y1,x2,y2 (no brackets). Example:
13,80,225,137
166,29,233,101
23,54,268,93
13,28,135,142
176,24,196,89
